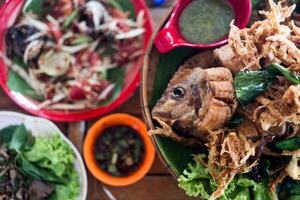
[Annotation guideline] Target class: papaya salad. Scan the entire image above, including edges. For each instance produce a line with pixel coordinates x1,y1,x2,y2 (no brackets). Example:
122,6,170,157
149,0,300,199
1,0,144,110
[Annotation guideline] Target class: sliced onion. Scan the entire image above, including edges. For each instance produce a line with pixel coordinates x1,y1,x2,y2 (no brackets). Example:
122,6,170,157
115,28,144,40
61,43,89,54
47,102,89,110
136,11,145,28
38,92,66,109
22,15,49,32
23,40,44,63
285,157,300,180
98,84,115,101
25,31,47,42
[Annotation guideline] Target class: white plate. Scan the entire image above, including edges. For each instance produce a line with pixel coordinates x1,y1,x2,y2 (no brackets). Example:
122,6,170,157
0,111,88,200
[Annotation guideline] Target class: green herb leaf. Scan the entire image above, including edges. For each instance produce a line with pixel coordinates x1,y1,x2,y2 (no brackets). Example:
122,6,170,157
63,10,79,29
107,0,123,11
275,136,300,151
19,156,62,183
234,70,276,106
7,70,44,101
9,124,28,153
251,0,263,8
278,178,300,200
23,0,53,16
227,113,244,129
13,56,27,69
108,0,135,19
289,0,298,4
266,64,300,84
23,135,75,178
71,35,92,45
0,125,18,145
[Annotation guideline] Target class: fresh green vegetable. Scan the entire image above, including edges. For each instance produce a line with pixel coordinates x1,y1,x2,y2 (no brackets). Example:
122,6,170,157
71,35,92,45
108,0,135,19
234,70,276,106
178,154,273,200
23,134,80,199
24,135,75,177
251,0,262,8
266,64,300,84
9,124,29,153
23,0,53,16
227,113,244,129
63,10,79,29
38,50,72,77
7,70,44,101
19,156,62,183
278,178,300,200
275,136,300,151
234,64,300,105
48,169,80,200
178,154,215,199
0,124,80,200
0,125,18,145
13,56,28,69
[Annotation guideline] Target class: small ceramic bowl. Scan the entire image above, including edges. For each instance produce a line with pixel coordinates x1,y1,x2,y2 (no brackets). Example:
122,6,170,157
0,111,88,200
83,113,155,186
154,0,252,53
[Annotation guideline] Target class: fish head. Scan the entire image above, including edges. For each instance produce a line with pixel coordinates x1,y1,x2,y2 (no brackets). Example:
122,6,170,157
152,67,205,128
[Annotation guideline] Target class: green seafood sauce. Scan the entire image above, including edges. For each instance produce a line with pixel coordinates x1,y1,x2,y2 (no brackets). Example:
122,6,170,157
179,0,234,44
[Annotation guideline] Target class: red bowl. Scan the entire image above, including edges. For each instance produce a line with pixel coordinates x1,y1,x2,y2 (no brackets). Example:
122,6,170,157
0,0,154,122
154,0,251,53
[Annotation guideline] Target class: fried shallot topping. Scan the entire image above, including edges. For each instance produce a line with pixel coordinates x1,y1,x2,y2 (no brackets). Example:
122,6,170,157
207,131,257,200
215,0,300,73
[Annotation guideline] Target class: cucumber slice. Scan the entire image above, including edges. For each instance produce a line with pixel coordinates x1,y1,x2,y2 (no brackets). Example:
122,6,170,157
38,50,72,77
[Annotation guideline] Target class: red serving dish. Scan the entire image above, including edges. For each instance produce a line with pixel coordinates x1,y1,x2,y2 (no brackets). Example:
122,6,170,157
154,0,252,53
0,0,154,122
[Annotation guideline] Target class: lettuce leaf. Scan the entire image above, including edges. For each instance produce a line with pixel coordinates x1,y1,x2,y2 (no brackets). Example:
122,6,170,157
178,155,216,199
48,168,80,200
23,134,80,199
24,135,74,177
178,154,273,200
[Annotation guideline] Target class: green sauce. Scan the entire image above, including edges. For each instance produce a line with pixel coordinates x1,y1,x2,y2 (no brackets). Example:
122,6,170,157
179,0,234,44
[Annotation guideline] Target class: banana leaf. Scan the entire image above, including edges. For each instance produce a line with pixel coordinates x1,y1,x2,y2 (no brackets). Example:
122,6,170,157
150,47,199,175
108,0,135,19
7,70,44,101
23,0,54,16
99,67,125,106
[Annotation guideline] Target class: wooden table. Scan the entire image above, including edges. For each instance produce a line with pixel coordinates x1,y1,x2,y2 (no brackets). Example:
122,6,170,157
0,0,194,199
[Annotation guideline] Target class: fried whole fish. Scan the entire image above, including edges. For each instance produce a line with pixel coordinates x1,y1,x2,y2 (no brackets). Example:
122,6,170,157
150,55,238,144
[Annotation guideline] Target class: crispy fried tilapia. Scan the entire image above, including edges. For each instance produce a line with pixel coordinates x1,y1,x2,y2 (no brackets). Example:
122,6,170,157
150,53,237,144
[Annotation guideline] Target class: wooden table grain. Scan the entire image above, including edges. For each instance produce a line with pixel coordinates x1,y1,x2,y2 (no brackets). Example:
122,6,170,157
0,1,194,199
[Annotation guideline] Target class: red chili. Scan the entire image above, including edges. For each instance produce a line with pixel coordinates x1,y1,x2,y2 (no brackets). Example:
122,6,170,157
47,23,62,42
